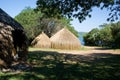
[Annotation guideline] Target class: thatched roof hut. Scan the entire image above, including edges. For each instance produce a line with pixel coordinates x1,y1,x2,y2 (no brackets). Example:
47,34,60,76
0,8,28,68
50,28,81,50
31,32,51,48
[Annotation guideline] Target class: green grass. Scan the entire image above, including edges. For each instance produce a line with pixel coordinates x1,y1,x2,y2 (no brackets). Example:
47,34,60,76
0,48,120,80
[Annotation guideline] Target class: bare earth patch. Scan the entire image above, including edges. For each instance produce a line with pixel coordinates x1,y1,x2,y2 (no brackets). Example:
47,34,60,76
58,46,120,55
34,46,120,55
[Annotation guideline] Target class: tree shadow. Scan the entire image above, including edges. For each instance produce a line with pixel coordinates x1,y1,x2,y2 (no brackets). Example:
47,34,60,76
0,50,120,80
93,47,112,50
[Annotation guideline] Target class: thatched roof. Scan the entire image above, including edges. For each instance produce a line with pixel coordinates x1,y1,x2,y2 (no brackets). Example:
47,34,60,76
31,32,51,48
0,8,23,30
0,8,28,49
50,28,81,50
0,9,28,67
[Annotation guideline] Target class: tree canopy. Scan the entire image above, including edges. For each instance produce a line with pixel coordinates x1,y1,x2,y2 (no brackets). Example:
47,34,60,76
84,21,120,48
15,7,42,40
36,0,120,22
15,7,78,43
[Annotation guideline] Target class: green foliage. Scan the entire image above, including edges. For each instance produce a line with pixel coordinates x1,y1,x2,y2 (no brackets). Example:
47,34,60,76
15,7,42,40
84,21,120,48
111,21,120,48
39,17,79,37
15,7,79,44
99,25,113,46
60,18,79,37
36,0,120,22
84,28,100,46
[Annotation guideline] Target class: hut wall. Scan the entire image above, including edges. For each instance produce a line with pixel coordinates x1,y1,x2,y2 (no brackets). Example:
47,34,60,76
0,8,28,68
33,39,51,48
0,24,15,67
51,41,80,50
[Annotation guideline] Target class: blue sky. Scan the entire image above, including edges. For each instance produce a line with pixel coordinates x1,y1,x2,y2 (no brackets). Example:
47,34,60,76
0,0,112,32
71,7,111,32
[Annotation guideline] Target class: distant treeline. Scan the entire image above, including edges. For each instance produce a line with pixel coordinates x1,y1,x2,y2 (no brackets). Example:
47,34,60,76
84,21,120,48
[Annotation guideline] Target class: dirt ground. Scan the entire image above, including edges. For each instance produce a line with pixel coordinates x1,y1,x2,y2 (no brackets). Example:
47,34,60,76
29,46,120,56
55,46,120,55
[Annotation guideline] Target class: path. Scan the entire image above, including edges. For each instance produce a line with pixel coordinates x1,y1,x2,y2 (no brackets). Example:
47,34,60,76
57,46,120,55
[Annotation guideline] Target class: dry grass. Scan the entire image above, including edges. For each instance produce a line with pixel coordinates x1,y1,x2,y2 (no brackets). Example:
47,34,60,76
31,32,51,48
50,28,81,50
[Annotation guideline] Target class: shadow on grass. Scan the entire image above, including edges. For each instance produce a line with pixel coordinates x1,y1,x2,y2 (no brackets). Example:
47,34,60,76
0,50,120,80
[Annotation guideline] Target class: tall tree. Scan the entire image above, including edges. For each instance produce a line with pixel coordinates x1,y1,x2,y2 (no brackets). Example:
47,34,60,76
15,7,42,40
15,7,78,41
36,0,120,22
111,21,120,48
99,25,113,46
84,28,100,46
84,22,120,48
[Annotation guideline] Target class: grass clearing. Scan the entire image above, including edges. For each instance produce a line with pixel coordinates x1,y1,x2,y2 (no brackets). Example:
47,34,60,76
0,47,120,80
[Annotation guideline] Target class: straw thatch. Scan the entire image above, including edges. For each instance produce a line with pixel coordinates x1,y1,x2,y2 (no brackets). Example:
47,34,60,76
50,28,81,50
0,8,28,68
31,32,51,48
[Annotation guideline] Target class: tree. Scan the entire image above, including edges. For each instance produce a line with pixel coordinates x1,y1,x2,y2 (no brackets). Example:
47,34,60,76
15,7,79,42
15,7,42,40
55,18,79,37
99,25,113,47
111,21,120,48
36,0,120,22
36,17,78,37
84,22,120,48
84,28,100,46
